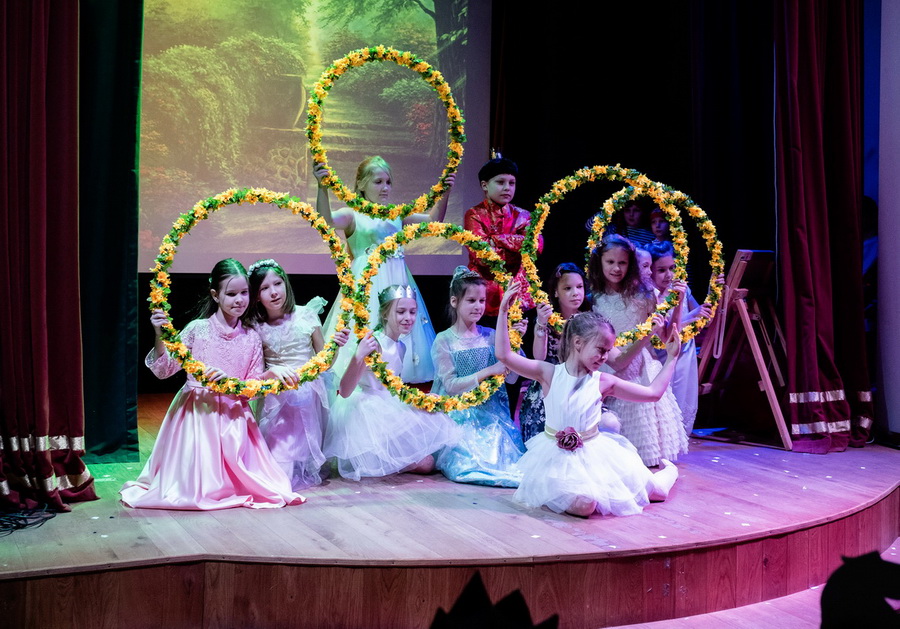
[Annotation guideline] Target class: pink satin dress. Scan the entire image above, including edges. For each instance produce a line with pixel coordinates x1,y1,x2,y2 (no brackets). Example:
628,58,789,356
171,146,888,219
120,315,304,510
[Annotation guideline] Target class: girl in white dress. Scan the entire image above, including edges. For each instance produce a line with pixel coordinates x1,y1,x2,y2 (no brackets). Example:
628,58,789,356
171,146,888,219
315,156,454,382
247,259,350,490
495,284,680,517
323,285,460,480
588,234,688,466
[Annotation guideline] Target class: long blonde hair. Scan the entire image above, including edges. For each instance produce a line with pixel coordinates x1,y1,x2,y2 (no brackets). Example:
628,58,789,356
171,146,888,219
354,156,392,200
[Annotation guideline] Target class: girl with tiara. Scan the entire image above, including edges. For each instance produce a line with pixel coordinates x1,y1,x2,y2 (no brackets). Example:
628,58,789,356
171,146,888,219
588,235,688,466
323,285,460,480
431,267,526,487
247,259,351,490
121,259,304,510
315,157,454,383
496,283,680,517
518,263,593,441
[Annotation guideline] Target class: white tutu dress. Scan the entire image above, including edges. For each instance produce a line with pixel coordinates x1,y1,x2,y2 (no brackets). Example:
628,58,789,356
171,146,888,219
322,214,436,382
254,298,333,490
593,292,688,466
514,363,657,516
323,332,460,480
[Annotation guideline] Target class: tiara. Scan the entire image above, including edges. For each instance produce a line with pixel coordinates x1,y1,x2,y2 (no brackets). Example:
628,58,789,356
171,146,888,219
378,285,417,304
452,265,481,282
248,258,278,273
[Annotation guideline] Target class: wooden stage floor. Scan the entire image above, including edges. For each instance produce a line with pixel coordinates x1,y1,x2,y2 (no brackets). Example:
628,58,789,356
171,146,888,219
1,394,898,628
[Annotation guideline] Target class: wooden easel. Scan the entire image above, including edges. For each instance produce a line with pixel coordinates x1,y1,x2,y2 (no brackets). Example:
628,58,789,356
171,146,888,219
697,250,793,450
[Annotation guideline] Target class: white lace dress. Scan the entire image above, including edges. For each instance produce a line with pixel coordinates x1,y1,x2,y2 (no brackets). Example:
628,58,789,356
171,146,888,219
254,299,333,490
592,292,688,466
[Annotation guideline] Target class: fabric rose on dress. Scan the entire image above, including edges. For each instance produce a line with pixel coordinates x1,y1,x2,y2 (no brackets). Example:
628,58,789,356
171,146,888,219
555,427,583,451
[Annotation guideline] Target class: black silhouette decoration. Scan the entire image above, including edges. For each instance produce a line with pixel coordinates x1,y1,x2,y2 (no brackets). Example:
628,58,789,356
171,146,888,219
431,572,558,629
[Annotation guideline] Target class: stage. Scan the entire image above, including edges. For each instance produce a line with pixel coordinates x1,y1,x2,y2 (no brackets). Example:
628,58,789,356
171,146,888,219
0,395,897,628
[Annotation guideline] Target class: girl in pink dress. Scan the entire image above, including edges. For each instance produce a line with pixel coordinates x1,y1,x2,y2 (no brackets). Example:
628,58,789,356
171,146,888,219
120,258,304,510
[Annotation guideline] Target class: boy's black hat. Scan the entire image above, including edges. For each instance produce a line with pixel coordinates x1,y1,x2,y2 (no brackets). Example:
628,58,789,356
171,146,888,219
478,157,518,183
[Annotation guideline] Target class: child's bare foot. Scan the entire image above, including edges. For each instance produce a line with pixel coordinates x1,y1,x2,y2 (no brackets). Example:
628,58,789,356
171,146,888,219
565,496,597,517
402,455,435,475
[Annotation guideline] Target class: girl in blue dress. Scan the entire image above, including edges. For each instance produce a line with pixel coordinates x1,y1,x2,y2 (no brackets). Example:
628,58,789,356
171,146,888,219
431,267,525,487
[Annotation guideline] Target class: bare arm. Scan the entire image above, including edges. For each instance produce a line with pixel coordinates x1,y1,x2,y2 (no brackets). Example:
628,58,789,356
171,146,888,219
495,285,554,388
313,162,356,233
403,173,455,224
605,314,663,371
531,302,552,361
604,296,665,371
600,328,680,401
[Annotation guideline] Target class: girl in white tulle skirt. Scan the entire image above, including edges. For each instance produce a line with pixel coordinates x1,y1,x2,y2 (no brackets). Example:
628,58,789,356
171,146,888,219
494,283,681,518
323,285,460,480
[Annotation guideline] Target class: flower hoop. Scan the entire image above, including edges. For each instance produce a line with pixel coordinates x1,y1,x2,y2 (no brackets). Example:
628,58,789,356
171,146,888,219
306,46,465,220
352,222,518,412
587,184,725,343
519,165,723,346
147,188,354,398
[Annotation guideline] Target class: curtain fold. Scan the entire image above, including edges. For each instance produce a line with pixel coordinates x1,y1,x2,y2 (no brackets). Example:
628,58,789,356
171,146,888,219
774,0,872,453
0,1,96,509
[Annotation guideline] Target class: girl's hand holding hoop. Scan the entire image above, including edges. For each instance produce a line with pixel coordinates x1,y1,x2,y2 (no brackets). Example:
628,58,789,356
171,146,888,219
333,327,352,348
664,327,682,361
356,332,379,359
204,366,228,382
535,302,552,326
150,309,169,336
650,313,666,335
670,279,688,300
267,365,299,388
499,282,520,312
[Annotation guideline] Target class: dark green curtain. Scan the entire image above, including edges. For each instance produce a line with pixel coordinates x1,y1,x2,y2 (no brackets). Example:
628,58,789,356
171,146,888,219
79,0,144,462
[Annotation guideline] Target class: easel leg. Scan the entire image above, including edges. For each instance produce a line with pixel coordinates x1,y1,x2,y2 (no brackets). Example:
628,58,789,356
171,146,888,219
736,298,793,450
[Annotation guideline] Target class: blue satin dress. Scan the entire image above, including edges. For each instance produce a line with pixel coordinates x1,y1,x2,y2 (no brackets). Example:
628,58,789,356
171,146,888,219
431,326,525,487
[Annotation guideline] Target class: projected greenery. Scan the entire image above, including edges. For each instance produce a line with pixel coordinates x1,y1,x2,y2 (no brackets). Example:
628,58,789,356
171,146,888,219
139,0,469,270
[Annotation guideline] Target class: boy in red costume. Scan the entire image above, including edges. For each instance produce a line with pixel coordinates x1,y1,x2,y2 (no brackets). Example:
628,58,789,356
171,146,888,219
464,157,543,316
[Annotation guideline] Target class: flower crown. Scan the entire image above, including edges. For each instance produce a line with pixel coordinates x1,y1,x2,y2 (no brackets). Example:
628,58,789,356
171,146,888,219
378,284,417,305
249,258,278,273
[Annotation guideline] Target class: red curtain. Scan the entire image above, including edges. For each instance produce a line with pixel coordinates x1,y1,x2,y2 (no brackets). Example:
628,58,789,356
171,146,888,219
774,0,872,453
0,2,96,508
